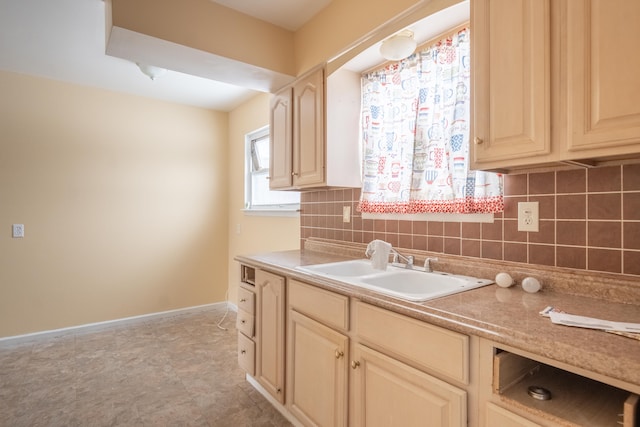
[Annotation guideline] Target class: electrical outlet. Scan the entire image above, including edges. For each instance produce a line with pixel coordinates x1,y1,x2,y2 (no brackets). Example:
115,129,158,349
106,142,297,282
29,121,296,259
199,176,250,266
517,202,539,232
12,224,24,238
343,206,351,223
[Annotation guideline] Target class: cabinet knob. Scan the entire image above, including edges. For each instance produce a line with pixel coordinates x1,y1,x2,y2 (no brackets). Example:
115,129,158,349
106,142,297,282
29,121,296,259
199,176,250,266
277,388,282,394
241,350,246,355
240,298,246,302
335,349,344,359
291,172,299,176
351,360,360,369
241,320,246,324
474,137,484,145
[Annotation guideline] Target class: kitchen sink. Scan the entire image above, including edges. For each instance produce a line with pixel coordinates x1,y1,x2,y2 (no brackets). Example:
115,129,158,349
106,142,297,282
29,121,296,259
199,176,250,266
296,259,382,277
296,259,494,302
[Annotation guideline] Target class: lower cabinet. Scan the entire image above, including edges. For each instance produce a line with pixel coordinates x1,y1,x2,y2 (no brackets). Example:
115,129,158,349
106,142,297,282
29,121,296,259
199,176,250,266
350,343,467,427
255,269,286,403
287,310,348,427
485,403,541,427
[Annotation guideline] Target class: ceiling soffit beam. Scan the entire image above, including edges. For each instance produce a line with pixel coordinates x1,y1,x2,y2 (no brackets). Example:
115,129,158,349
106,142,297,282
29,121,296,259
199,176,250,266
106,0,296,92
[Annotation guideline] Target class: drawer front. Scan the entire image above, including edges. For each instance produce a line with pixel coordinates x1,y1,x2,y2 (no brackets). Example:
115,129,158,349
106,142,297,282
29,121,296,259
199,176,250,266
486,402,541,427
237,333,255,376
236,309,255,337
289,279,349,331
238,286,255,314
353,301,469,384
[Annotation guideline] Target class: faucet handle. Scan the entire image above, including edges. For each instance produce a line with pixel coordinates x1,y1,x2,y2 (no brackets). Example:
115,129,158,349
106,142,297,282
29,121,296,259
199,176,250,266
424,257,438,272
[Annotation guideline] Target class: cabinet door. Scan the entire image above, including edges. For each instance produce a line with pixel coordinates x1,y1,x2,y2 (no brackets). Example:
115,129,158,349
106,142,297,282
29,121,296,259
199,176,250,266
287,310,348,427
255,270,286,403
270,87,293,189
292,67,325,187
471,0,551,169
350,343,466,427
564,0,640,155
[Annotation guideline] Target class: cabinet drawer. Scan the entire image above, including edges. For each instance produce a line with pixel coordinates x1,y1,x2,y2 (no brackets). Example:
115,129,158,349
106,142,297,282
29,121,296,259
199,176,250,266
236,309,254,337
486,402,541,427
238,286,255,314
353,301,469,384
237,333,255,376
289,279,349,331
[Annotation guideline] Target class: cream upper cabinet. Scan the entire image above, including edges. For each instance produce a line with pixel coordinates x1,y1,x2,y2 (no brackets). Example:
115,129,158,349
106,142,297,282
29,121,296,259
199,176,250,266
471,0,640,172
350,343,467,427
269,66,361,190
255,269,286,403
563,0,640,157
269,67,324,190
292,67,325,188
269,87,293,188
471,0,551,170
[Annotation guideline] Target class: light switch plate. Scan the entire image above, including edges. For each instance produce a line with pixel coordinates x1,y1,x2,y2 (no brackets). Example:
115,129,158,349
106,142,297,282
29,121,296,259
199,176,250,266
517,202,539,232
12,224,24,238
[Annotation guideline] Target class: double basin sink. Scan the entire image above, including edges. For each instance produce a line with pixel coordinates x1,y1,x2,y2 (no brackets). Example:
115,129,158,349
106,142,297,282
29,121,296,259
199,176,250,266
296,259,494,302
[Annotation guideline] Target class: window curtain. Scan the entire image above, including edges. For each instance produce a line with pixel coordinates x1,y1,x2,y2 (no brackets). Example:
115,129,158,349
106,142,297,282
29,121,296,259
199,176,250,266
358,27,503,214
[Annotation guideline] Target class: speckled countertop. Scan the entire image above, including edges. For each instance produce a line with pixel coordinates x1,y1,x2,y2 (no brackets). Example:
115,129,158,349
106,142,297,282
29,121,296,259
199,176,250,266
235,246,640,392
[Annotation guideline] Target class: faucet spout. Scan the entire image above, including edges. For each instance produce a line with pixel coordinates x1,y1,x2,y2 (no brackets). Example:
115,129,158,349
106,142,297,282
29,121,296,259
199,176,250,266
391,249,414,269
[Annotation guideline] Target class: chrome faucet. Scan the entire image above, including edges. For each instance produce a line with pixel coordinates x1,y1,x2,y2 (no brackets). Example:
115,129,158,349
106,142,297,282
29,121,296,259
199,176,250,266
423,257,438,273
391,249,414,269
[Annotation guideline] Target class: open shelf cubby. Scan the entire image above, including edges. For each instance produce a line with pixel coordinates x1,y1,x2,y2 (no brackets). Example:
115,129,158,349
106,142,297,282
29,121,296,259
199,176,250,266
493,348,638,427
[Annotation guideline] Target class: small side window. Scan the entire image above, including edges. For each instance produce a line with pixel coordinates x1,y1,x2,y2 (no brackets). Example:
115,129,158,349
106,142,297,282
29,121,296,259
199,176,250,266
244,126,299,216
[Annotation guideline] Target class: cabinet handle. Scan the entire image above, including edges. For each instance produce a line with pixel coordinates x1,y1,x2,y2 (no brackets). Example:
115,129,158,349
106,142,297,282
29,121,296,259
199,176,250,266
335,349,344,359
240,298,246,302
351,360,360,369
292,172,299,176
474,137,484,145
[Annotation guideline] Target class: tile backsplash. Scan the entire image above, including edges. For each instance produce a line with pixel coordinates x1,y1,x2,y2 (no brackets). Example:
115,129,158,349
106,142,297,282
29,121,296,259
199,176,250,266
301,164,640,277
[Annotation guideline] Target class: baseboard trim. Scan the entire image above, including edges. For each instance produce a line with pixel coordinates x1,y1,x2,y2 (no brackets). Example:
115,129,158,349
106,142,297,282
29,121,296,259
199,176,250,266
0,301,236,346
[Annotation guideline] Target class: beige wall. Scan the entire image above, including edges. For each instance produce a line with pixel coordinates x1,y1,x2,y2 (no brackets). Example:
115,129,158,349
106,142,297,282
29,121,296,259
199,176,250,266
227,93,300,305
0,71,229,338
294,0,462,74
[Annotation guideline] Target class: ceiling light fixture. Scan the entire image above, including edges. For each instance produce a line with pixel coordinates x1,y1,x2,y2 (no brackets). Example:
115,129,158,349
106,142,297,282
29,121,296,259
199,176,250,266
379,30,417,61
136,63,168,81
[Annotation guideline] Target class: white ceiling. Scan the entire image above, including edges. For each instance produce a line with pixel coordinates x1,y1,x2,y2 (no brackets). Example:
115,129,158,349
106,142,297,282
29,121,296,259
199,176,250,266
0,0,328,112
0,0,467,112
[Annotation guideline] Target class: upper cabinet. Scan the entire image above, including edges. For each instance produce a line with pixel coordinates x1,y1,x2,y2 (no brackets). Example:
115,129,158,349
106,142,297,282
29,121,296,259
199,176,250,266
471,0,551,168
269,66,362,190
563,0,640,155
471,0,640,172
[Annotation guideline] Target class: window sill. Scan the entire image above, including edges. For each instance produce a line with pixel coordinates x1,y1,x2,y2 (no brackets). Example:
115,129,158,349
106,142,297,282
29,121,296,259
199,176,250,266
242,208,300,218
361,212,495,223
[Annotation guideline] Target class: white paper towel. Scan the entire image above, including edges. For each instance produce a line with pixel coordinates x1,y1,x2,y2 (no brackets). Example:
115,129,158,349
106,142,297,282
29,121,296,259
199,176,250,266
365,240,392,270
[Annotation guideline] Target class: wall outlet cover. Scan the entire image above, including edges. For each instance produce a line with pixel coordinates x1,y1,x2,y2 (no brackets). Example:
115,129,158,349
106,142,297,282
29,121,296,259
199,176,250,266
517,202,539,232
343,206,351,223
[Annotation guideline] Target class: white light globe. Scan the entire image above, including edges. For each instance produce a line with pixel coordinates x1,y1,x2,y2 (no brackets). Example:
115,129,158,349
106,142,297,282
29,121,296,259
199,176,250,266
380,30,417,61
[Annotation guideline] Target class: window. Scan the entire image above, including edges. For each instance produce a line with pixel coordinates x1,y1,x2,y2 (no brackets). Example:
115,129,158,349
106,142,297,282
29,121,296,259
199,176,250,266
358,26,503,217
244,126,299,216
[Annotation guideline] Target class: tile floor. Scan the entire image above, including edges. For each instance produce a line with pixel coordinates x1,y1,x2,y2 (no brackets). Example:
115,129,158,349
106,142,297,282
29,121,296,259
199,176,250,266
0,305,292,427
